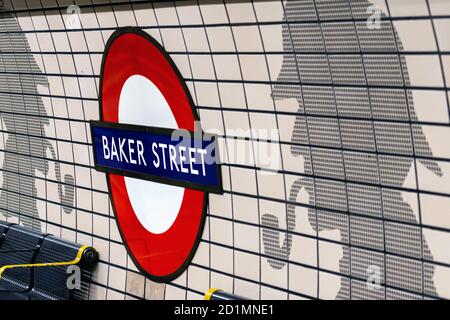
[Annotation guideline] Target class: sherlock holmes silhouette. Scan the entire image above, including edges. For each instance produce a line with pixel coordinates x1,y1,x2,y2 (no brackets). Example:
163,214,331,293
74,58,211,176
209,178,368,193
262,0,443,299
0,6,74,231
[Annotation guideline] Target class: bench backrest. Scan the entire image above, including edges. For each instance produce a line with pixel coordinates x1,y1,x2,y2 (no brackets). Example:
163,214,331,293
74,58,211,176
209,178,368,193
0,221,11,244
0,225,44,287
32,235,83,299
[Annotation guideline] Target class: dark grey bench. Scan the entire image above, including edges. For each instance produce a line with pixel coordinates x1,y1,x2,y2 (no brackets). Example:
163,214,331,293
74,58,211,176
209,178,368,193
0,221,97,300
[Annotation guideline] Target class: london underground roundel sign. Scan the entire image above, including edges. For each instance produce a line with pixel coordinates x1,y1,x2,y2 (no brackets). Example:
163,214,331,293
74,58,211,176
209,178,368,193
92,28,222,282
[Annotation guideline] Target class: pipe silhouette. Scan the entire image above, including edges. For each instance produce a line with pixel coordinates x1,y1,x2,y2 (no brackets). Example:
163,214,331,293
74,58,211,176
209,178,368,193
44,141,75,214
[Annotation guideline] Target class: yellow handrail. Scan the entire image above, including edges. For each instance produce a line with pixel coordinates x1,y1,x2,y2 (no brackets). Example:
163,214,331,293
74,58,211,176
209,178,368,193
204,288,221,300
0,245,91,280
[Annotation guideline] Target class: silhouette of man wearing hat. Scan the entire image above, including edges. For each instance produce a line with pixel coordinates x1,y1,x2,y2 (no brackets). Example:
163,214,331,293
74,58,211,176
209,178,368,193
0,9,74,231
262,0,443,299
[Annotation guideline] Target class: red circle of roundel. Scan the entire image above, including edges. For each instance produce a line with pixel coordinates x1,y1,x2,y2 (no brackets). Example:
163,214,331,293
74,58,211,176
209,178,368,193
100,28,206,282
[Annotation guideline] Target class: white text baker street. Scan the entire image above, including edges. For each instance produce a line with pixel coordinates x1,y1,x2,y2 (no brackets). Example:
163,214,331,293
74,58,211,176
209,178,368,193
101,136,208,176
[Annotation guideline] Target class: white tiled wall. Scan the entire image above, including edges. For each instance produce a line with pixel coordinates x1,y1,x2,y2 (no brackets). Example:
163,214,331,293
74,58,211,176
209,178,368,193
0,0,449,300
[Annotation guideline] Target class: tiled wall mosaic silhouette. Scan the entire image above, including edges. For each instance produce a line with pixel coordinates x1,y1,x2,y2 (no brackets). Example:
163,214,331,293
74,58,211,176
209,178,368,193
0,0,449,300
